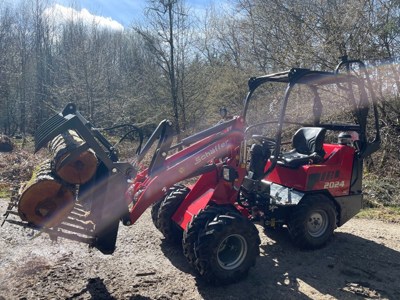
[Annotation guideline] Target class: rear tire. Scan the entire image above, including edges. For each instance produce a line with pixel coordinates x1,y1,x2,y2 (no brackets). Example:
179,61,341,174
188,210,260,285
158,187,190,243
288,194,336,249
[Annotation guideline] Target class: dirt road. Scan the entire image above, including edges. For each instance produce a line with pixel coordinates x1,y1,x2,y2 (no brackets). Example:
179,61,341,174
0,199,399,300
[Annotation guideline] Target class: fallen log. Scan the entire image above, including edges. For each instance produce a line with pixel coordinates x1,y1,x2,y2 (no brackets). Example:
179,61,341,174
49,130,98,184
18,160,75,228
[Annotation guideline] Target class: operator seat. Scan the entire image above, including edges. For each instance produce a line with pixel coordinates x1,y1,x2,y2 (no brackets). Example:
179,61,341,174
279,127,326,168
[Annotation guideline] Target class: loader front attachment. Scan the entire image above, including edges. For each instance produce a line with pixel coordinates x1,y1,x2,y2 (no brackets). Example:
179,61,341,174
78,163,130,254
34,103,130,172
3,103,136,254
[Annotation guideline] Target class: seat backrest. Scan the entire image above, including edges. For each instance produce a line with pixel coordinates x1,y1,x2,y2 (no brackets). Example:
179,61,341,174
292,127,326,155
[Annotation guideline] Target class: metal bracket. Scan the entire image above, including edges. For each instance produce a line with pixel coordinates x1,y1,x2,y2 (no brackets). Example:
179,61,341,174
1,187,19,227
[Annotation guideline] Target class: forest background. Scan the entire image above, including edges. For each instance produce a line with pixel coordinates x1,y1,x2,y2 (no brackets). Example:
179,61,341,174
0,0,399,209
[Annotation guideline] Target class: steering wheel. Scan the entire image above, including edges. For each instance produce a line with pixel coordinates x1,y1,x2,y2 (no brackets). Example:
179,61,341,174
251,135,277,148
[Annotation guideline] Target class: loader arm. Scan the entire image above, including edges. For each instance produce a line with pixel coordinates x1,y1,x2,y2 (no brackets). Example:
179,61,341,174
126,117,245,225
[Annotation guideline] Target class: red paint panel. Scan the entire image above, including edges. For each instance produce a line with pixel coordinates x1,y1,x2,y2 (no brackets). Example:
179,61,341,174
265,143,355,197
173,187,215,230
172,147,246,230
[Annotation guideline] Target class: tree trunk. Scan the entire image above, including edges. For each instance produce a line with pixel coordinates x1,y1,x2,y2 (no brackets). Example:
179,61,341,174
49,130,98,184
18,160,75,228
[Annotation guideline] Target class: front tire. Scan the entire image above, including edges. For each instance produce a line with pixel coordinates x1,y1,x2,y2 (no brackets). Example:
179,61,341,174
288,194,336,249
189,211,260,285
158,187,190,243
183,206,229,267
151,184,185,230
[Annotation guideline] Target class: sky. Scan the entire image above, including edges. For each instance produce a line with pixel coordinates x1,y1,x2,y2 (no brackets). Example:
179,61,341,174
52,0,221,29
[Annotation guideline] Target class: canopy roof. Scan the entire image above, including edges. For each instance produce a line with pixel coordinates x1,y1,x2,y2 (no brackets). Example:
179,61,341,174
248,68,356,90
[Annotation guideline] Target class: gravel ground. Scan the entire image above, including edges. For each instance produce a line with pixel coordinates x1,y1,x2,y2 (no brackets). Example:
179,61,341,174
1,199,400,300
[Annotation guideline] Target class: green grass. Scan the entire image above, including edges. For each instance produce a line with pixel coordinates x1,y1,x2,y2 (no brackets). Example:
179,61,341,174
0,184,11,200
356,206,400,223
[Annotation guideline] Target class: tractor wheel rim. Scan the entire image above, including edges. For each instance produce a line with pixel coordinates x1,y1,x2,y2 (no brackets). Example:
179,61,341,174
307,210,328,238
217,234,248,270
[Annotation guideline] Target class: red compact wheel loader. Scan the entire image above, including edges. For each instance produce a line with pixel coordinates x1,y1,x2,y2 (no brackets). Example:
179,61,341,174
3,57,380,284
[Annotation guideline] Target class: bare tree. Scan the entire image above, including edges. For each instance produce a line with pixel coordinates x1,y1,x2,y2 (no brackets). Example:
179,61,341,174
0,4,17,134
135,0,194,140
